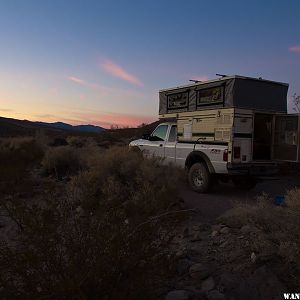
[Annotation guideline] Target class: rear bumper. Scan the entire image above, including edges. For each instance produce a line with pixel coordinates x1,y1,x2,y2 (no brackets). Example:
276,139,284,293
227,162,279,176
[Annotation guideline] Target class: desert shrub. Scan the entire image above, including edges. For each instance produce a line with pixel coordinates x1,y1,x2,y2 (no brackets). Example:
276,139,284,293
0,137,44,182
35,129,51,148
48,137,68,147
41,146,82,179
219,190,300,289
69,146,183,215
67,136,86,148
0,147,185,299
285,188,300,209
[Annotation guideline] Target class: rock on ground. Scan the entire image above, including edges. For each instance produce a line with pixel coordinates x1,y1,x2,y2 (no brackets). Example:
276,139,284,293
165,290,190,300
177,258,193,276
232,266,286,300
189,263,211,280
207,290,226,300
200,276,215,293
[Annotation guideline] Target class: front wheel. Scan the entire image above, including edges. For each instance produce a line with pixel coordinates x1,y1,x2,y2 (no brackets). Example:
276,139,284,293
188,162,212,193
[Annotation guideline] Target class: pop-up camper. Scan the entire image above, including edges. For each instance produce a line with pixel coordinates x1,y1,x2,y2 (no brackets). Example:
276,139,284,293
159,75,299,162
130,75,299,192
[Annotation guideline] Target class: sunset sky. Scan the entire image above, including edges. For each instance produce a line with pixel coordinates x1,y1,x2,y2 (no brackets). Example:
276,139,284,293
1,0,300,128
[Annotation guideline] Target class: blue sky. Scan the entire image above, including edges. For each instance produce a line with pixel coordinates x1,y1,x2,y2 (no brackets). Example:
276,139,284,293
0,0,299,127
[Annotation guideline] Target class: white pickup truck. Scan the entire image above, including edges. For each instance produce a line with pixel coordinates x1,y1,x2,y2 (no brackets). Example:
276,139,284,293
129,121,281,193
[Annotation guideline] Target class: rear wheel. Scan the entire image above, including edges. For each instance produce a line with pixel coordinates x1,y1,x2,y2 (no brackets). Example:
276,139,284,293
188,162,212,193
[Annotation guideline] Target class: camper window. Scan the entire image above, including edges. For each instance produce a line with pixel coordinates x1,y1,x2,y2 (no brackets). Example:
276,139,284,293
167,91,189,111
196,86,224,106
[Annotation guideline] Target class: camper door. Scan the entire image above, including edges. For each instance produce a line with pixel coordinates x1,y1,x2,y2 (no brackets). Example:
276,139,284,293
272,114,299,161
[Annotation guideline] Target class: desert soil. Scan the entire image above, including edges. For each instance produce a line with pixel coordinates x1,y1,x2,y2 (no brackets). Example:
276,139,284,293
163,176,300,300
180,176,300,223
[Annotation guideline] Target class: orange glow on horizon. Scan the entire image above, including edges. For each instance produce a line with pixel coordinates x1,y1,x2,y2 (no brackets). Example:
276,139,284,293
0,109,156,129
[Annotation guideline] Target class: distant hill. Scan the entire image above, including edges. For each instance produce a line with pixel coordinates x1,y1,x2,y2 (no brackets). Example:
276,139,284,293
35,121,105,133
0,116,160,140
0,116,105,137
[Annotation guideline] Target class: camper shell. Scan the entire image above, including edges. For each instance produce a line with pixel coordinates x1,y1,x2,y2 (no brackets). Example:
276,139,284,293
158,75,300,163
159,75,288,117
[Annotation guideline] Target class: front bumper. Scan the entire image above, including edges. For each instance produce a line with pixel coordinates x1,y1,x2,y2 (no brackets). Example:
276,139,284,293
227,162,279,176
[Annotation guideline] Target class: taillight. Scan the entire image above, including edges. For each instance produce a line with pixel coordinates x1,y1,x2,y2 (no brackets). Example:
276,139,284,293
223,149,228,161
234,146,241,159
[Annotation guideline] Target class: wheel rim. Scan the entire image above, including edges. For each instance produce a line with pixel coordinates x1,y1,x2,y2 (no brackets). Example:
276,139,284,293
193,169,204,187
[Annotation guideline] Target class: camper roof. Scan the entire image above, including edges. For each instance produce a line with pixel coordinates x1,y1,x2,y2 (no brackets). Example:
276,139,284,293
159,75,289,93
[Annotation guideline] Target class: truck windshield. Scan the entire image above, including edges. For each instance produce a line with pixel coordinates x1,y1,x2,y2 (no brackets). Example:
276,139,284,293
151,124,168,141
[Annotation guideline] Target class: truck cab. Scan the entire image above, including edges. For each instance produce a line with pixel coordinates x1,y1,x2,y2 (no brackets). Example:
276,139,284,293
130,122,229,192
131,123,177,164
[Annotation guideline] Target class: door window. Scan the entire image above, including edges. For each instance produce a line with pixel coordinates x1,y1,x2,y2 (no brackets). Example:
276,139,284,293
168,126,177,142
151,125,168,141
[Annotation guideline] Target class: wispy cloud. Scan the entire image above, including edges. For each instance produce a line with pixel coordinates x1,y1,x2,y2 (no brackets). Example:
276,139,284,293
66,75,144,98
35,113,57,119
289,45,300,53
66,76,99,90
101,59,143,86
0,108,13,112
190,75,209,82
67,76,85,84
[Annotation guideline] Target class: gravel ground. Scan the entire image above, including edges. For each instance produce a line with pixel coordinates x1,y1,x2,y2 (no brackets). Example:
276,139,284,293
180,176,300,223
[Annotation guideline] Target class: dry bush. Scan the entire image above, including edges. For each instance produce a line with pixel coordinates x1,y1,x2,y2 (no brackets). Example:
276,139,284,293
0,137,44,182
76,138,105,169
41,146,83,179
67,136,87,148
285,188,300,209
0,147,185,299
69,147,183,214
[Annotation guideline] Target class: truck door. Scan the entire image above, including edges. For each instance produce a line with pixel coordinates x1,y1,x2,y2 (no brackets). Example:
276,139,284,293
164,125,177,164
143,124,168,157
272,114,299,161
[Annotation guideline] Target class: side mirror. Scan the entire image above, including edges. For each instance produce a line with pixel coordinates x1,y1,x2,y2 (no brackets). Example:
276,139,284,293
141,133,150,140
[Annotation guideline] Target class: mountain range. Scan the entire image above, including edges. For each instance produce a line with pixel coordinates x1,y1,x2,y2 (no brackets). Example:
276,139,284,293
0,116,106,137
35,121,105,133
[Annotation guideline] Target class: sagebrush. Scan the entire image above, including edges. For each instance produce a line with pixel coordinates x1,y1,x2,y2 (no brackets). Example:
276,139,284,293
0,146,185,299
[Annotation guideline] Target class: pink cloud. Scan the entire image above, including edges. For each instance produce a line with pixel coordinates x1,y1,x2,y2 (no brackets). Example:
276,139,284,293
190,75,209,82
67,76,85,84
289,45,300,53
101,59,143,86
66,75,143,98
67,76,100,90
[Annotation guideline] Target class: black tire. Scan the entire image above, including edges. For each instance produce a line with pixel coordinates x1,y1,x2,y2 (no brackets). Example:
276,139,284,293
232,176,257,190
188,162,212,193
